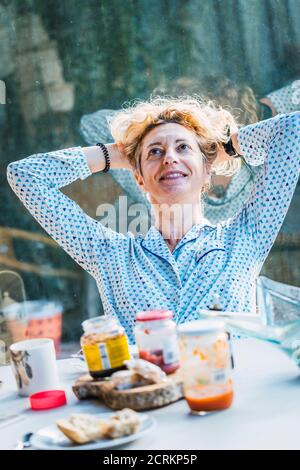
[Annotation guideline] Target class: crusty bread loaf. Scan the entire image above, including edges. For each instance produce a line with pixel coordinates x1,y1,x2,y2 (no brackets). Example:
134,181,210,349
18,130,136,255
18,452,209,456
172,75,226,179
124,359,167,384
110,370,154,390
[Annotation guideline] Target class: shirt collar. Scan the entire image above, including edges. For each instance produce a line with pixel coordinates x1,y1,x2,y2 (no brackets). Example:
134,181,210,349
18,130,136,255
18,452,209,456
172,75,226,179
174,219,216,252
141,220,216,259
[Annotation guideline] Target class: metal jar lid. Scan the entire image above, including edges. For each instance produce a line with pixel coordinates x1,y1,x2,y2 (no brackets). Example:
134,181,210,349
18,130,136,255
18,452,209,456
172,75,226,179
177,319,225,336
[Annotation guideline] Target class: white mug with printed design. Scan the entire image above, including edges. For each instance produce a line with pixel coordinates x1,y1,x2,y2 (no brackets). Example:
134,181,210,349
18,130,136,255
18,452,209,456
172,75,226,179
10,338,59,397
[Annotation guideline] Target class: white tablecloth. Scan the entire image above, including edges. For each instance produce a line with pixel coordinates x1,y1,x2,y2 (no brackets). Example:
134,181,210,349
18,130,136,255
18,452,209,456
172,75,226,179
0,338,299,450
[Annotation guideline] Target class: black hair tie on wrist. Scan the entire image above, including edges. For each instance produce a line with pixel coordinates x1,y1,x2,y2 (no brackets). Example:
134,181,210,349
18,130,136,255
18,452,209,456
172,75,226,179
223,125,242,159
96,142,111,172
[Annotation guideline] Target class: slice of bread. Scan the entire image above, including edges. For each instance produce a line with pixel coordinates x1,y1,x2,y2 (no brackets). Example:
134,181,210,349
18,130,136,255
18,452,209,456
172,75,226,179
56,409,141,444
56,414,105,444
101,408,141,439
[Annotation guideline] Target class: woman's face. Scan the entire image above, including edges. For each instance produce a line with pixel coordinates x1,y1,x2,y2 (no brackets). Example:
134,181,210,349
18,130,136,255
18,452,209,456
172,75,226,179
134,122,210,204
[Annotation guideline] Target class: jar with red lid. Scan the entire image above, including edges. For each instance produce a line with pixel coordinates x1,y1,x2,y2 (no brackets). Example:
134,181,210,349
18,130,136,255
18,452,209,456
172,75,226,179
134,310,180,374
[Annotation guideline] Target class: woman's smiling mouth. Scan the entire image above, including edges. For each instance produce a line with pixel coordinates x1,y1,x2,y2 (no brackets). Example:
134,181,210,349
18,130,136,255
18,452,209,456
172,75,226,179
159,170,188,181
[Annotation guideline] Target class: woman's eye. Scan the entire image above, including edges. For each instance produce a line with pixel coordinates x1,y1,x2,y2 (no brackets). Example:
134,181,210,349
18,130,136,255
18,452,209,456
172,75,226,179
178,143,190,151
149,148,163,157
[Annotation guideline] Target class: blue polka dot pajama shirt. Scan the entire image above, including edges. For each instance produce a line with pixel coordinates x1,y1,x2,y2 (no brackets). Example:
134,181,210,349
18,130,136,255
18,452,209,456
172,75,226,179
7,113,300,343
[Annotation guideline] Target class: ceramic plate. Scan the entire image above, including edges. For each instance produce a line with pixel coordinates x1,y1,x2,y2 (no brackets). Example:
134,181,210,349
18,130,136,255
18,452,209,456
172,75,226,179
31,412,156,450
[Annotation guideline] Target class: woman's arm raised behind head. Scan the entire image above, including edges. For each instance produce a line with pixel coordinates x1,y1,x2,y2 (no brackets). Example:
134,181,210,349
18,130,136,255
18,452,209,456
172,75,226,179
6,146,129,278
230,112,300,265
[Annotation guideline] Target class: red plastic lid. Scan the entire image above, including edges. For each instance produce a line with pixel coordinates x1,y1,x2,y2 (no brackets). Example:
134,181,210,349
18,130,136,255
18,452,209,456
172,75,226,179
136,309,173,322
29,390,67,410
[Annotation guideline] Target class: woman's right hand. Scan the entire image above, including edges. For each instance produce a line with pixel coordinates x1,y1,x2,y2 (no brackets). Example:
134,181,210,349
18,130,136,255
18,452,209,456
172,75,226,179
114,142,132,170
83,142,132,174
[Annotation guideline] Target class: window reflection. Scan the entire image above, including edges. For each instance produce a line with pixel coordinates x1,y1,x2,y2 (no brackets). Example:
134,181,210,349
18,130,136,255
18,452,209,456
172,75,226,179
1,1,299,359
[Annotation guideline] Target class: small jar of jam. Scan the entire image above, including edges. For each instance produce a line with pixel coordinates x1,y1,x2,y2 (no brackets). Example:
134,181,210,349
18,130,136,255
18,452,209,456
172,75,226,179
134,310,180,374
177,320,234,414
81,316,131,378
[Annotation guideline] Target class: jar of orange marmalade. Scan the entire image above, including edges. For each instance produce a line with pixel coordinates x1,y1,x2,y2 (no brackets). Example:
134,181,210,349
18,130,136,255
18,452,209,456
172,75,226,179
177,320,234,414
81,316,131,378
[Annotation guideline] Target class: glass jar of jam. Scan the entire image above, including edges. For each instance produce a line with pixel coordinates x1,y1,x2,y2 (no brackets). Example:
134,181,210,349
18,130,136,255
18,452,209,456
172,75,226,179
177,320,234,414
134,310,180,374
80,316,131,378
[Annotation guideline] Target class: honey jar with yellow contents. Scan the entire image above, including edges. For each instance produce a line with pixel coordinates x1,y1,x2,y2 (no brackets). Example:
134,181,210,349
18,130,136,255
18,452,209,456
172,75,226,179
80,316,131,378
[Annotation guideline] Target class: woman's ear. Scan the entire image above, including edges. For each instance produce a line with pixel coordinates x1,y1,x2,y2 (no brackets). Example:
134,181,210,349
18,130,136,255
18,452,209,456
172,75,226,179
133,170,147,192
205,167,211,184
203,162,211,185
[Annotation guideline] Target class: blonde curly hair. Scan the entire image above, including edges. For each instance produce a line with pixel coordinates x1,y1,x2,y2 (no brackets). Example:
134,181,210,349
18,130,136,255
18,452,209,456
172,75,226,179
109,96,241,177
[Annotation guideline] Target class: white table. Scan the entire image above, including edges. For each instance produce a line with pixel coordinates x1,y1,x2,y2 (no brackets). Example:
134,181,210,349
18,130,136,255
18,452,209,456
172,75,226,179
0,338,300,450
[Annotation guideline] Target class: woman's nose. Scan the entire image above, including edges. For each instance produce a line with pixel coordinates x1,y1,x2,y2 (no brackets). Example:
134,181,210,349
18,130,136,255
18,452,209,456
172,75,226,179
163,149,179,165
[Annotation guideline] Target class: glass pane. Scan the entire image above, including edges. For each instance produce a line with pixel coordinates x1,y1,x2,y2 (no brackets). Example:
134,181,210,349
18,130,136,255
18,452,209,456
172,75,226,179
1,0,299,363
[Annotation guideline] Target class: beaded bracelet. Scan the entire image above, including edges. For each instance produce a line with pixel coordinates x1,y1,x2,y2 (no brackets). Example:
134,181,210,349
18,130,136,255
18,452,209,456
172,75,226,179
96,142,111,172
